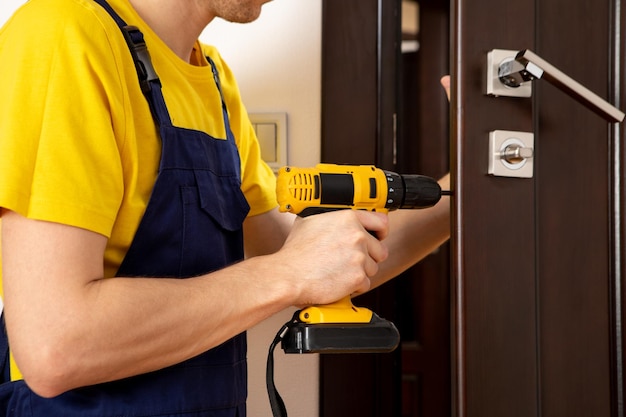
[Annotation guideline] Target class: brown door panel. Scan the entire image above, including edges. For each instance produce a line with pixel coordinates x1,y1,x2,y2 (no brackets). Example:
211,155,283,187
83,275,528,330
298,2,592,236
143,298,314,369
452,0,624,416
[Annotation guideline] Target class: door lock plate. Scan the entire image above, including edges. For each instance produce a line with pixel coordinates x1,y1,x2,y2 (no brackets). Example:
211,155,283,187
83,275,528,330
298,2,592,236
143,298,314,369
486,49,533,98
488,130,534,178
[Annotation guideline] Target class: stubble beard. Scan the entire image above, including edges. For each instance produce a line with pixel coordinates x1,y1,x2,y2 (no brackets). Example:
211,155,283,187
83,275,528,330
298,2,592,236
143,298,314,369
211,0,268,23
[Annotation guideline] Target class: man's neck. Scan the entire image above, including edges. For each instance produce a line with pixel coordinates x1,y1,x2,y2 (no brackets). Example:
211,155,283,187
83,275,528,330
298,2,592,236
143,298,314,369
128,0,215,63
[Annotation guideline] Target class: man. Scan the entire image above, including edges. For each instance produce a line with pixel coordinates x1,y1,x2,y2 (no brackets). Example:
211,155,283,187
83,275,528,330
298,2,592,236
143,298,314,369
0,0,451,415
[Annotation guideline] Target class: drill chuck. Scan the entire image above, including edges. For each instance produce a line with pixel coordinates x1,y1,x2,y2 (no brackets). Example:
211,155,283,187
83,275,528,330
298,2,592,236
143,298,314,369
384,172,442,210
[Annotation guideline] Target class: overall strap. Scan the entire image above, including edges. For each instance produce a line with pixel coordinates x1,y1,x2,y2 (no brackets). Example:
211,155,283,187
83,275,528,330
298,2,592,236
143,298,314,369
206,57,236,144
0,314,10,383
93,0,236,139
91,0,172,127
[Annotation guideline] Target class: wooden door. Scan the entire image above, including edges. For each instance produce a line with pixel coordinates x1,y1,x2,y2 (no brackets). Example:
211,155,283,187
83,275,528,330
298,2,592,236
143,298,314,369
451,0,625,416
322,0,625,416
320,1,451,416
396,1,451,416
320,2,401,416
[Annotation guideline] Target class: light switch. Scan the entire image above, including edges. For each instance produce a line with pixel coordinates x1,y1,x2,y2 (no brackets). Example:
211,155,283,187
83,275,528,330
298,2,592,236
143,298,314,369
249,112,287,172
256,123,277,162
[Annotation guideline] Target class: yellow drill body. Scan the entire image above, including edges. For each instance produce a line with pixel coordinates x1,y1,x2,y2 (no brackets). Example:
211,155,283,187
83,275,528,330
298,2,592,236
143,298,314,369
277,164,392,215
276,163,442,325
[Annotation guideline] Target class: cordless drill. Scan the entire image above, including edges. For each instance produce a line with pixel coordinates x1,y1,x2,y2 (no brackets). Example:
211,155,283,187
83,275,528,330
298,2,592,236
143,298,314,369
276,163,443,354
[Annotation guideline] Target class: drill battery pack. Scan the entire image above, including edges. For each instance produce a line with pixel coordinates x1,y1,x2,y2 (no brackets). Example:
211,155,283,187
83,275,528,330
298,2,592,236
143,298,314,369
267,303,400,417
281,312,400,354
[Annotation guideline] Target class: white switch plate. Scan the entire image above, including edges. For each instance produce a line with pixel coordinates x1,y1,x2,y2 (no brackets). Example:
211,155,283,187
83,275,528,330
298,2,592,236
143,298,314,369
249,112,287,172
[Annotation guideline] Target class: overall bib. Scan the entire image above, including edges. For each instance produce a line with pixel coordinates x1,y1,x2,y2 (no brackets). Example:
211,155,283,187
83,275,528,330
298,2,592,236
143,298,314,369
0,0,251,415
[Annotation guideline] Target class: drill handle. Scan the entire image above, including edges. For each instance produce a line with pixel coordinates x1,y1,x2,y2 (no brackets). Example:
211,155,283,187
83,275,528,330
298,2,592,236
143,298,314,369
298,296,374,324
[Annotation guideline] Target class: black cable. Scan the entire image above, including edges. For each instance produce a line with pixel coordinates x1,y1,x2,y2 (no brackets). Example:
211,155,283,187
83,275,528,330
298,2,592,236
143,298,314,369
266,312,300,417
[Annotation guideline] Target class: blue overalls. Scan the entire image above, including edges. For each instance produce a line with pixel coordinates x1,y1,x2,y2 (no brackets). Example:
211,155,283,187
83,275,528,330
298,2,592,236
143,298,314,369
0,0,251,415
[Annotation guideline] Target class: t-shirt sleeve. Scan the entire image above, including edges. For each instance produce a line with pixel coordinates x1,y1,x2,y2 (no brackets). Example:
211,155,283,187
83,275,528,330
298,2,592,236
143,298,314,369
0,1,127,236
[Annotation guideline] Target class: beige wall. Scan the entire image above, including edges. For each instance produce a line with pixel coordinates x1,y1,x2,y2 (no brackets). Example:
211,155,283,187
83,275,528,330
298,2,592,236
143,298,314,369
0,1,21,23
201,1,322,168
200,3,322,416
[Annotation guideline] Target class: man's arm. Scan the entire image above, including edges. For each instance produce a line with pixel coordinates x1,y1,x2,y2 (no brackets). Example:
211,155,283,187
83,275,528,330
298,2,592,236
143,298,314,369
243,207,294,257
369,76,452,288
370,173,450,289
243,182,451,293
242,172,451,293
1,207,388,397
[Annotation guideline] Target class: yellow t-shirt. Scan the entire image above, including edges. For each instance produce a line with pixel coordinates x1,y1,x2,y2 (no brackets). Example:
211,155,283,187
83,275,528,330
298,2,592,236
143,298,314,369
0,0,278,282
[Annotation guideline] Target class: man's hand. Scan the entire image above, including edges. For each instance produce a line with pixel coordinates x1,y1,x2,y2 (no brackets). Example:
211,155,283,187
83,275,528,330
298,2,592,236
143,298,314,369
275,210,389,307
441,75,451,101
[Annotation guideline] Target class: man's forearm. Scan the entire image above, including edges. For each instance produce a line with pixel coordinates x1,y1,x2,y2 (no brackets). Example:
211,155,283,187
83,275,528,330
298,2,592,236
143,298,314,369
370,173,451,288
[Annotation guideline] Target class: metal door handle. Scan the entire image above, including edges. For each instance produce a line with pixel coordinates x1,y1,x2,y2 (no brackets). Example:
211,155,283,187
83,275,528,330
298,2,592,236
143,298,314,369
487,49,625,123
